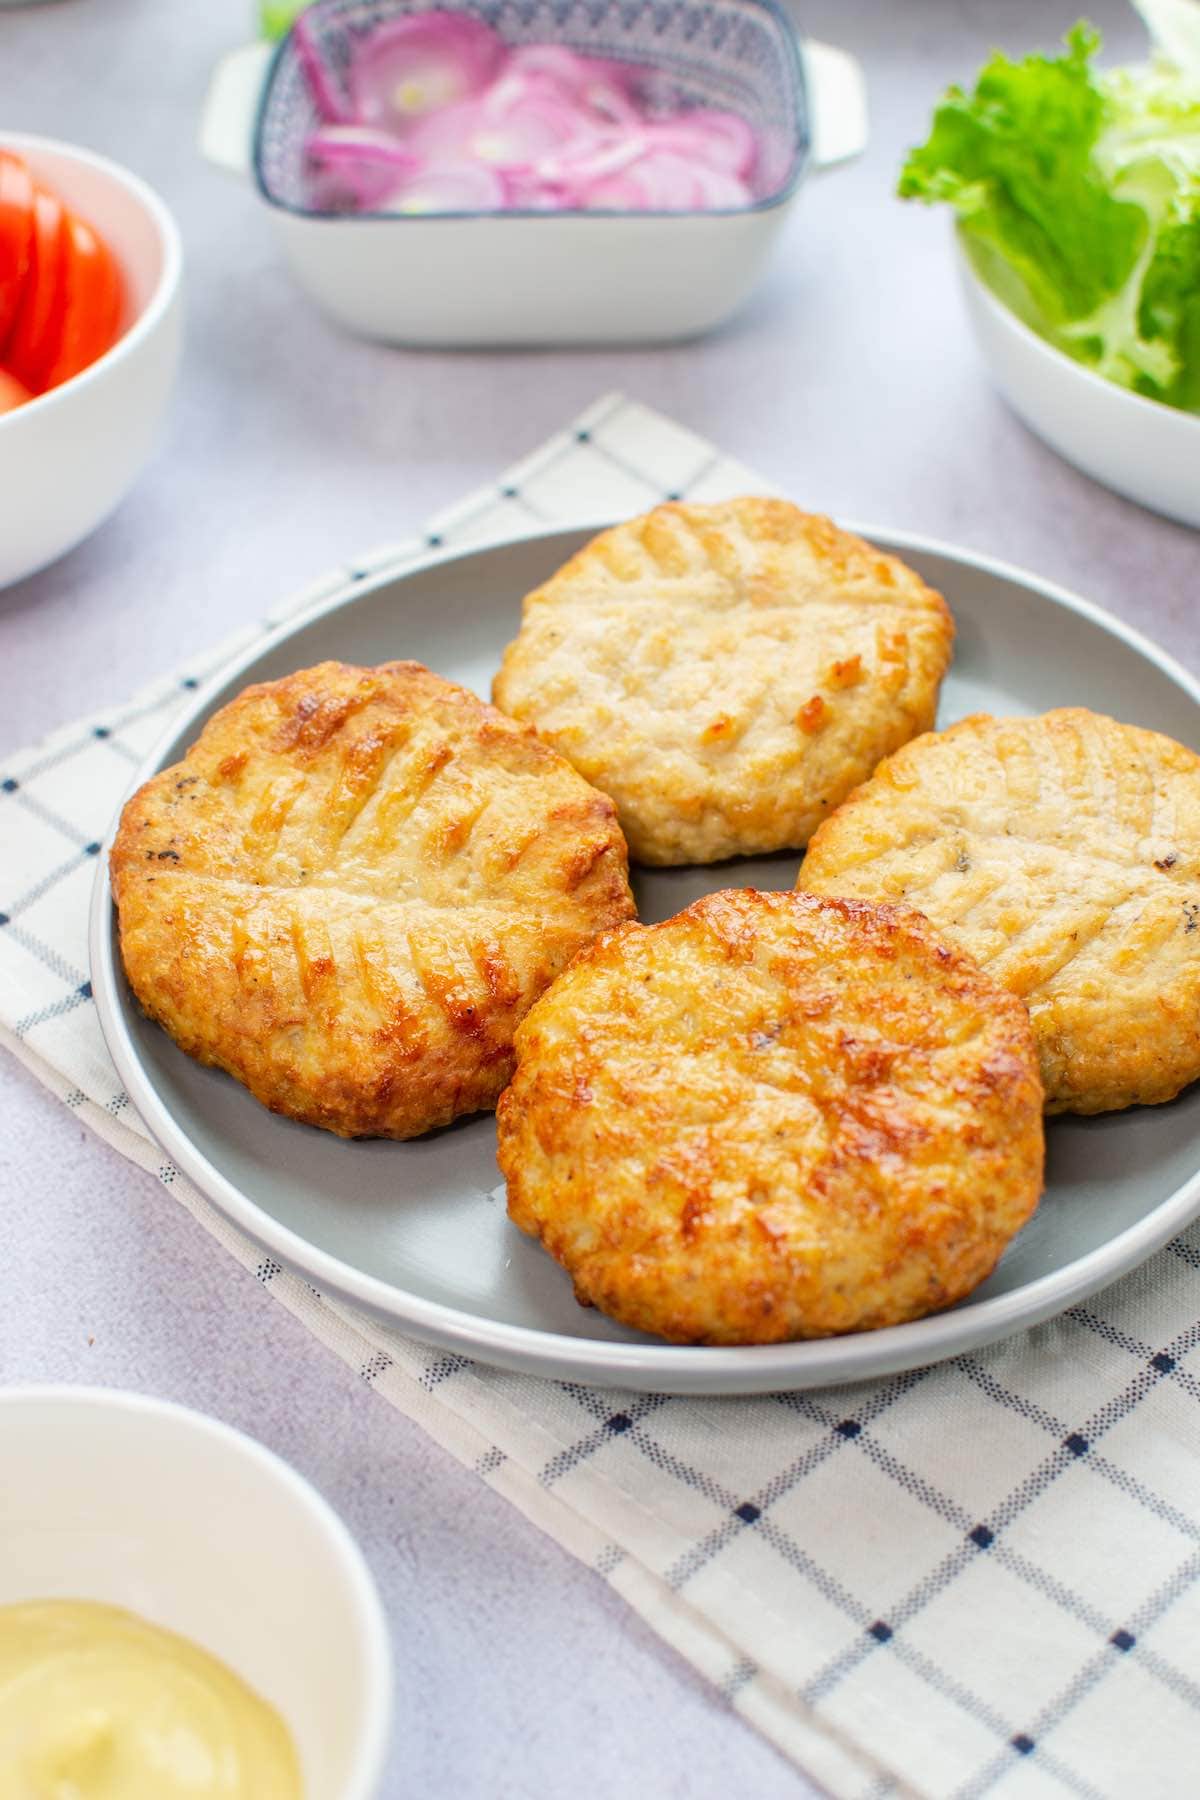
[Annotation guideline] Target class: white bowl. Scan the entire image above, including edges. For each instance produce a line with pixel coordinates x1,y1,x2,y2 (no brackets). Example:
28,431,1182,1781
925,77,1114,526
0,1386,392,1798
956,233,1200,530
0,134,183,588
200,25,866,347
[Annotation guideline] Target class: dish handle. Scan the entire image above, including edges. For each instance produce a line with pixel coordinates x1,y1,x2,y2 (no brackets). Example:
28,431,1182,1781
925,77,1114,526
802,40,869,170
199,42,273,177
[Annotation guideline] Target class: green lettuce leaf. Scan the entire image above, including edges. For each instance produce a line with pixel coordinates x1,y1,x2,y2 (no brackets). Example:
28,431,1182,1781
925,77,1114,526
1136,213,1200,405
899,16,1200,412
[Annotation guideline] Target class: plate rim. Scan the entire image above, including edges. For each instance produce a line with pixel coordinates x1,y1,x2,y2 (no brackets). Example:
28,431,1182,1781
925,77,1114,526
89,519,1200,1394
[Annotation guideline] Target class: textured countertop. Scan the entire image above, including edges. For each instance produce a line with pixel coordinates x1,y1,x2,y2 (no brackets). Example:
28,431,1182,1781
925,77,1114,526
1,1,1192,1795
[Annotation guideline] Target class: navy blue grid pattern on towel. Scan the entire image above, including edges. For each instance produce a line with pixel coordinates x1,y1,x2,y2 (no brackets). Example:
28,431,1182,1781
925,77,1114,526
4,394,1200,1800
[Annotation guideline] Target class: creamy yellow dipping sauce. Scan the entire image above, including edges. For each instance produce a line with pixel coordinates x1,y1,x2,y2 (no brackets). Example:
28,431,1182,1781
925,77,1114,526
0,1600,302,1799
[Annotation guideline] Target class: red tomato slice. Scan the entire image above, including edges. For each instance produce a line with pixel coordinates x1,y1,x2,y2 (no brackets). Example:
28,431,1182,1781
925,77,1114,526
0,366,32,412
6,184,66,392
40,208,123,392
0,152,36,353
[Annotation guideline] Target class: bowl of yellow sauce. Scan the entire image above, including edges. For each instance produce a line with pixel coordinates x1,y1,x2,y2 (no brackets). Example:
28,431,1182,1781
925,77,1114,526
0,1387,391,1799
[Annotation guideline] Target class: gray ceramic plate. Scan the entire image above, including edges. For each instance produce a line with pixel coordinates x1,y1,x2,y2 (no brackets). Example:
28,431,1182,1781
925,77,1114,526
91,525,1200,1394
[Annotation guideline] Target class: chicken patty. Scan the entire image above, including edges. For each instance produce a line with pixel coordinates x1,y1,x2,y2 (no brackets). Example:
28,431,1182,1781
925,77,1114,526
800,708,1200,1113
111,660,635,1138
497,888,1043,1343
492,498,954,865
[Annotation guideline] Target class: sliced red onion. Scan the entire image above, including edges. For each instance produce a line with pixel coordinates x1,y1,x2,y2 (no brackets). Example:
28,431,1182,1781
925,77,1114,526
651,109,758,177
401,96,483,161
349,13,504,130
296,10,763,217
484,61,572,116
410,89,594,167
582,149,750,211
535,131,648,185
581,78,640,127
502,45,641,124
380,159,507,213
472,94,593,163
754,125,795,195
305,124,423,211
577,61,645,125
293,11,352,122
306,164,397,212
503,172,572,210
503,45,588,89
577,170,647,210
592,150,702,209
687,166,752,208
307,125,423,168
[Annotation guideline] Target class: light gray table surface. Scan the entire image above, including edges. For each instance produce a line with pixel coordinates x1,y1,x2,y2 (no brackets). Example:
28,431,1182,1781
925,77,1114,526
1,1,1194,1795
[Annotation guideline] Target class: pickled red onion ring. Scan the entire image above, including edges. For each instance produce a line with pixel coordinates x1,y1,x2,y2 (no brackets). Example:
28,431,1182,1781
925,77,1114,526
686,165,754,208
578,171,646,210
305,125,422,210
650,110,758,177
503,45,586,84
502,46,641,124
582,150,750,210
402,97,485,161
591,150,704,209
410,91,593,166
380,159,507,212
306,163,398,211
307,125,422,167
293,11,351,121
349,14,504,128
535,133,648,185
296,7,763,216
473,94,595,163
503,172,573,209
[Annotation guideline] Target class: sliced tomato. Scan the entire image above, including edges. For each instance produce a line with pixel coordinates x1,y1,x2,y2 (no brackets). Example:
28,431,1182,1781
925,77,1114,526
0,366,32,413
40,207,122,392
6,184,66,392
0,151,36,353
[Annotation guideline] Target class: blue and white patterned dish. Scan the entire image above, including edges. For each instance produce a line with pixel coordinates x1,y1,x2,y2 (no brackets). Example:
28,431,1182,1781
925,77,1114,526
258,0,807,215
92,522,1200,1395
198,4,867,344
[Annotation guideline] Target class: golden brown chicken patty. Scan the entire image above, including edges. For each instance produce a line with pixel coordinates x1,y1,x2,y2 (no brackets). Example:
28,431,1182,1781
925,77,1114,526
111,660,635,1138
492,498,954,865
799,708,1200,1114
496,888,1043,1344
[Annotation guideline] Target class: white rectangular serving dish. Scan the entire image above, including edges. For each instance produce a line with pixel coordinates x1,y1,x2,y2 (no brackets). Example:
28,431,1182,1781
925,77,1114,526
200,1,866,346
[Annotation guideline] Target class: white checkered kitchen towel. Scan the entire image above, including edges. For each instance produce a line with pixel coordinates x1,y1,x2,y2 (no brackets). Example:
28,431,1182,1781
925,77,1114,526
5,394,1200,1800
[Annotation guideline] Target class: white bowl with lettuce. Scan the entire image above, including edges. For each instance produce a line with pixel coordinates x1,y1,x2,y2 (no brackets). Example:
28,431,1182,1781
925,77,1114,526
900,1,1200,529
